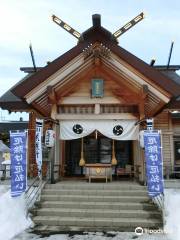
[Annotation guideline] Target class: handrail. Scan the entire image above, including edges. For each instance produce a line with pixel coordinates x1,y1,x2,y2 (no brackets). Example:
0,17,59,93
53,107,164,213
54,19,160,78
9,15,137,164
25,161,51,211
152,194,164,210
25,177,47,210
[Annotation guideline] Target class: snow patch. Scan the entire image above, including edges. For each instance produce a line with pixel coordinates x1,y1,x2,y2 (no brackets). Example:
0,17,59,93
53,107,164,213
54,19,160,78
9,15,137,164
0,186,33,240
164,189,180,240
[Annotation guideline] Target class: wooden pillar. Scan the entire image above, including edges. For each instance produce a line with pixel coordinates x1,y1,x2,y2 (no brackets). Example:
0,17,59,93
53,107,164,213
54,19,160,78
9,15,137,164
138,85,148,120
54,123,60,181
138,85,148,183
28,111,38,177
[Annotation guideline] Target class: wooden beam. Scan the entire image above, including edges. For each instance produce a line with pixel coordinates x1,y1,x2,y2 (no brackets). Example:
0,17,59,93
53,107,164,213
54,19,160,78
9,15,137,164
138,100,145,120
51,104,57,120
56,113,137,120
142,84,148,99
28,111,37,177
31,102,50,117
149,100,166,117
47,86,57,104
137,85,149,120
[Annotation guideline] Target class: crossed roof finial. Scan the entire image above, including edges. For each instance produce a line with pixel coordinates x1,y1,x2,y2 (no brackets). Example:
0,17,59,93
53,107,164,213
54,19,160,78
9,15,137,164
52,12,145,41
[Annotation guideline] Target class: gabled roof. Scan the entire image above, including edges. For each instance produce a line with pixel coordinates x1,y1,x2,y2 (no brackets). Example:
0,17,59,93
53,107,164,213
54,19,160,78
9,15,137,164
0,14,180,113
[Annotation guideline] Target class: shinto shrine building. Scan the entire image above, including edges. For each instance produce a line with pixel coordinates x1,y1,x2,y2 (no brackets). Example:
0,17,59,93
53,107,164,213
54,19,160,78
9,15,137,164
0,14,180,183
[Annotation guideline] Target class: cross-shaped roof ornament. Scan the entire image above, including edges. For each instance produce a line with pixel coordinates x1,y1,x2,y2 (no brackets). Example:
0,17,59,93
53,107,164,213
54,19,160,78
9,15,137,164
52,12,145,41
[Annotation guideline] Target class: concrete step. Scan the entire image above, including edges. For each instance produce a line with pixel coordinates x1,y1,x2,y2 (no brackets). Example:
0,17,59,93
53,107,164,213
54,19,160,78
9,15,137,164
39,200,157,211
35,208,161,219
42,189,148,196
33,216,162,232
45,182,146,190
41,194,149,202
33,181,162,232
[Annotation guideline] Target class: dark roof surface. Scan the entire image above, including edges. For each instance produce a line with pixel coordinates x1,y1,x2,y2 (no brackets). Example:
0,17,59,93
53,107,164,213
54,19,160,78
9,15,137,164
154,65,180,71
160,70,180,86
0,121,28,133
0,90,30,110
10,23,180,98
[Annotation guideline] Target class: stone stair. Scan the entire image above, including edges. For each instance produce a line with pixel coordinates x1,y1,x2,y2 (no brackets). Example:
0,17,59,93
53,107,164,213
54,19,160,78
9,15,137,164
32,181,162,232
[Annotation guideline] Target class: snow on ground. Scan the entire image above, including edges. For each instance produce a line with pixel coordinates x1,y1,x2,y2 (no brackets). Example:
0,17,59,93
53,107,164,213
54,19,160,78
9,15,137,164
1,182,180,240
164,189,180,240
0,184,9,194
0,185,33,240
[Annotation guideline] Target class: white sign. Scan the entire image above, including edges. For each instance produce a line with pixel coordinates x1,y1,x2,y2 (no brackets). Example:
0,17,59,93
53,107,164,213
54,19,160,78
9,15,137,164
35,119,43,176
45,130,55,147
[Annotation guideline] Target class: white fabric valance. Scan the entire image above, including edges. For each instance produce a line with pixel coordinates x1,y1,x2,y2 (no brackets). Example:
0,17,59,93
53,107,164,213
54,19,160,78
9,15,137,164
60,120,139,140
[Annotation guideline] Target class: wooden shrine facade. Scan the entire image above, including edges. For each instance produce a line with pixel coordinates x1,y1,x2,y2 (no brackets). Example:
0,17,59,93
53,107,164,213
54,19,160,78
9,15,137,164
0,14,180,182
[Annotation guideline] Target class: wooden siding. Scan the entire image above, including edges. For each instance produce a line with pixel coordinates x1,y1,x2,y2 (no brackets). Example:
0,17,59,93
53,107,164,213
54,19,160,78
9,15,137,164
172,119,180,135
154,111,174,167
65,79,122,99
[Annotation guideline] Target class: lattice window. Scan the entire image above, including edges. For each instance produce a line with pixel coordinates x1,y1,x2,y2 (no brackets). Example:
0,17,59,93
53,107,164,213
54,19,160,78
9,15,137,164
58,104,138,114
100,105,138,114
58,105,94,114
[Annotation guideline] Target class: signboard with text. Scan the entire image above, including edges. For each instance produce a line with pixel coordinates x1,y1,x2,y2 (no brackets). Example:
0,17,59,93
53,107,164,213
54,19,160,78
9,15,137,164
35,119,43,176
10,131,27,197
45,130,55,147
144,131,164,197
91,79,104,98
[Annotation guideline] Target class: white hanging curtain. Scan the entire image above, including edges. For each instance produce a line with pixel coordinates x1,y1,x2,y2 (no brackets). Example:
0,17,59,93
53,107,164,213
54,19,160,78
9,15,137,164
60,120,139,140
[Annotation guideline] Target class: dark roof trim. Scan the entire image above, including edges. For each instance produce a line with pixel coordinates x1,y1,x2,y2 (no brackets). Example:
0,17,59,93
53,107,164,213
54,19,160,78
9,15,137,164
0,90,30,111
167,100,180,109
20,67,43,73
154,65,180,71
0,102,31,111
107,43,180,97
12,43,87,97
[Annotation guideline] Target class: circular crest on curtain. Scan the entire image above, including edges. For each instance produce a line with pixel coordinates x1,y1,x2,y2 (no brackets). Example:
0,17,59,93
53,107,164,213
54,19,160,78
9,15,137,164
113,125,123,136
73,124,83,134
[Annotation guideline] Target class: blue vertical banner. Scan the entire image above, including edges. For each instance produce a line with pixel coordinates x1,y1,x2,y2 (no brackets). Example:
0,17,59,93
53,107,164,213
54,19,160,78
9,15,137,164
10,131,27,197
144,131,164,197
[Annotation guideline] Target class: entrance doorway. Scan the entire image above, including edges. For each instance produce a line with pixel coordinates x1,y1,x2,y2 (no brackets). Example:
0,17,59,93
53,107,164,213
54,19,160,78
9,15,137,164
65,134,133,176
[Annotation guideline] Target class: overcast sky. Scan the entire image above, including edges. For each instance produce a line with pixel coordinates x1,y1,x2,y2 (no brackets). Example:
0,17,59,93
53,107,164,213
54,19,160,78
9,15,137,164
0,0,180,120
